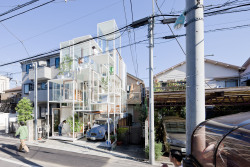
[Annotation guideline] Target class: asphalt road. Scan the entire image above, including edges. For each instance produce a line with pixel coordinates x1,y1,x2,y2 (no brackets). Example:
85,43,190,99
0,138,153,167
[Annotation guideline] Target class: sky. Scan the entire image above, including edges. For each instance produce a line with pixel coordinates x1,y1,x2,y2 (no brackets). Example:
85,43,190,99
0,0,249,88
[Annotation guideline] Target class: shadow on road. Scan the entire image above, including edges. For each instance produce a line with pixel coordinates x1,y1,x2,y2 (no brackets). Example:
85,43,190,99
0,144,43,167
58,140,145,163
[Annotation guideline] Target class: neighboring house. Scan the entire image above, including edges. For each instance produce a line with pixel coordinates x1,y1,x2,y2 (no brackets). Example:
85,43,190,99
241,57,250,86
20,53,60,120
0,86,22,113
0,86,21,132
127,73,145,123
154,59,244,89
0,75,10,93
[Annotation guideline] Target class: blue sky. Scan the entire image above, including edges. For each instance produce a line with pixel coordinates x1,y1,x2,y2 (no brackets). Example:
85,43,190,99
0,0,249,87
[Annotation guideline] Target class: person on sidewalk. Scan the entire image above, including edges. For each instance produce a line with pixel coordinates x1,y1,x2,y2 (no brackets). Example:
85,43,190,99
15,121,29,153
169,149,183,167
58,120,66,136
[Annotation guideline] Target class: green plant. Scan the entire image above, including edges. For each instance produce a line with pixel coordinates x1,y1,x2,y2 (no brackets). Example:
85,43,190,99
58,54,73,75
145,142,163,160
110,135,115,142
67,113,83,133
117,127,128,141
15,97,33,123
100,77,108,92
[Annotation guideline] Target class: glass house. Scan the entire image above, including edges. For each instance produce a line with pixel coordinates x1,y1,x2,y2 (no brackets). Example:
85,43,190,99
189,112,250,167
47,20,127,143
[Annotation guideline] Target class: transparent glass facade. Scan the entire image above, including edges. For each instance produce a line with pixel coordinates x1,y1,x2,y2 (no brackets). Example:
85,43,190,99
47,20,127,141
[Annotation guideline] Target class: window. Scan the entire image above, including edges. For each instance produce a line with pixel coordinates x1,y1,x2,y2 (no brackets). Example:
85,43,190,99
24,83,34,94
37,82,47,90
26,64,32,74
225,80,238,87
24,84,29,94
46,59,50,67
55,57,60,68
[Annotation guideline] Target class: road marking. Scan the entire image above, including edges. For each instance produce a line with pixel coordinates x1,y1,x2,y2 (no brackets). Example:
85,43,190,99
0,156,34,167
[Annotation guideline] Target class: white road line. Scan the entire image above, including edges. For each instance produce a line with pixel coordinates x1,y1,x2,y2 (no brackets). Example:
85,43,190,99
0,156,34,167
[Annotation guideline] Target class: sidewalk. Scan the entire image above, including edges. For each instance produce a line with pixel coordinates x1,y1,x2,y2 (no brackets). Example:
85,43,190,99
0,132,173,167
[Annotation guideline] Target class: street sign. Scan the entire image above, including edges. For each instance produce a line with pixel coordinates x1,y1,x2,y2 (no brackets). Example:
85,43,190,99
174,13,185,30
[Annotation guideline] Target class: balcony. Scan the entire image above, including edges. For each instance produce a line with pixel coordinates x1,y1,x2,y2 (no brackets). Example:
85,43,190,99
127,92,141,104
29,66,51,81
29,90,47,103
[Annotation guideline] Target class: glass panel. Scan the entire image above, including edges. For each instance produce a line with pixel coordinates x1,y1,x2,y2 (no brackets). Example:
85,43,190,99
216,124,250,167
192,121,235,167
53,109,60,133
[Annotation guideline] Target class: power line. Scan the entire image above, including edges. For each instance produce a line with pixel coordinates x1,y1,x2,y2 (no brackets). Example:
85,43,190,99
122,0,137,77
0,0,55,23
0,0,39,18
0,0,122,50
129,0,139,77
0,23,30,57
154,0,186,56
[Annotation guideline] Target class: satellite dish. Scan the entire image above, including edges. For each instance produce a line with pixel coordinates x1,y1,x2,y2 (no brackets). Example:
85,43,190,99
136,81,140,85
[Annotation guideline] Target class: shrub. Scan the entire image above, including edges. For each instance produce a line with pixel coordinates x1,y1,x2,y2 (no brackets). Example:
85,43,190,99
15,97,33,123
145,142,163,160
117,127,128,141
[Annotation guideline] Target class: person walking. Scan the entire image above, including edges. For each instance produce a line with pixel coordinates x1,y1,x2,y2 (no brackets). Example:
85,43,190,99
58,120,66,136
15,121,29,153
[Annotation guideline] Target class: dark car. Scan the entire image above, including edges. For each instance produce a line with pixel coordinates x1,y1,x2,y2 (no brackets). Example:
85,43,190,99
163,116,186,155
184,112,250,167
86,118,114,140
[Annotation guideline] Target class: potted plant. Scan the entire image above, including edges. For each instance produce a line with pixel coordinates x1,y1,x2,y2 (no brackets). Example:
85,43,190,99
67,113,83,138
117,127,128,146
57,54,73,78
110,135,115,144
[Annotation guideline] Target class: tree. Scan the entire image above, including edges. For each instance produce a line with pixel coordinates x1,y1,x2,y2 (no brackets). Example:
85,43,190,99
15,97,33,123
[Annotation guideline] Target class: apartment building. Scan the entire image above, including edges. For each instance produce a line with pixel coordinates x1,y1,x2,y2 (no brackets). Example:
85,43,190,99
20,53,60,120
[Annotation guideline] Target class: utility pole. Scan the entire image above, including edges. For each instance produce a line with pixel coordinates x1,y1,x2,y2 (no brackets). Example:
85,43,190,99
185,0,205,157
149,0,155,165
34,62,38,141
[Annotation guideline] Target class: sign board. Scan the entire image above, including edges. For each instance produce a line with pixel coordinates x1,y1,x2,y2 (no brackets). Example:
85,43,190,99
174,13,185,30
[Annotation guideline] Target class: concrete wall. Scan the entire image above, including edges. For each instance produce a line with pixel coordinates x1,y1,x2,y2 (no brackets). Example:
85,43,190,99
0,113,9,131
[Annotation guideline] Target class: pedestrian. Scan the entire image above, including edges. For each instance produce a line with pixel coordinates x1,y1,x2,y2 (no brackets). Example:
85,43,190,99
169,150,183,167
15,121,29,153
58,120,66,136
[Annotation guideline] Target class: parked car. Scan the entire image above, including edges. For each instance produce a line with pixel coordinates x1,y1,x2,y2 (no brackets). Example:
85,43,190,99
184,111,250,167
86,118,114,141
162,116,186,155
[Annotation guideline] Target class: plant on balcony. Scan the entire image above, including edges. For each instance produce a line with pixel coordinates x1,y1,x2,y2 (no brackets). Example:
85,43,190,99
100,77,108,92
58,54,73,77
15,97,33,123
67,113,83,135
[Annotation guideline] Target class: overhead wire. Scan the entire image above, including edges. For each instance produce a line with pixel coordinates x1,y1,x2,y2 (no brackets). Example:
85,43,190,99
0,0,39,17
0,0,56,23
0,0,122,50
129,0,139,77
0,23,30,57
154,0,186,56
122,0,137,77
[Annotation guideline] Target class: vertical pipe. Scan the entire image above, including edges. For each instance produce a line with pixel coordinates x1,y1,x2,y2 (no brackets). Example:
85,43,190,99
149,0,155,164
34,62,38,141
47,81,50,139
72,42,75,141
185,0,205,155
